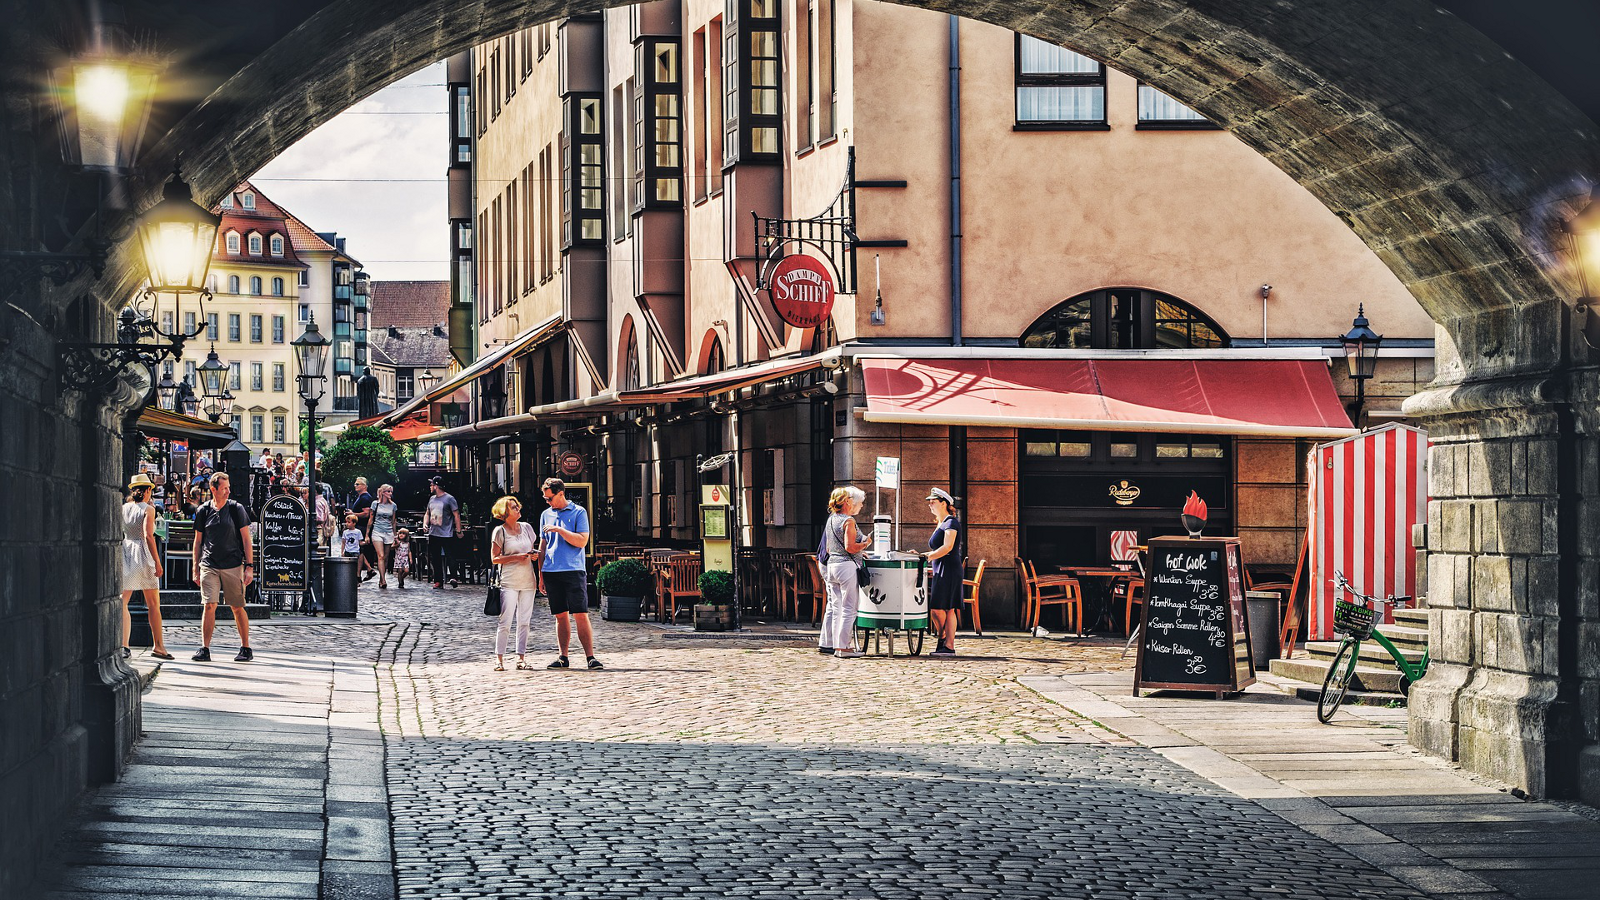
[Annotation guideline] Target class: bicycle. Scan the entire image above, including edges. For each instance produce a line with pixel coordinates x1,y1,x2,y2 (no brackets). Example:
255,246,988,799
1317,572,1429,723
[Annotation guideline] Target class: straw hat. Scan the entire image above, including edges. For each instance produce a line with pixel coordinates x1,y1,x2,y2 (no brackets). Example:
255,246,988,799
128,473,157,490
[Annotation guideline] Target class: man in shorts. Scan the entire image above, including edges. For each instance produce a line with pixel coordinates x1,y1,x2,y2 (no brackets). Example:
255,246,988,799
537,477,601,670
191,472,255,662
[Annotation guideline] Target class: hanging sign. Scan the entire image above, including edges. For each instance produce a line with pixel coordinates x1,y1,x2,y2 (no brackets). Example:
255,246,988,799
875,457,900,490
767,255,836,328
558,450,586,478
258,494,309,593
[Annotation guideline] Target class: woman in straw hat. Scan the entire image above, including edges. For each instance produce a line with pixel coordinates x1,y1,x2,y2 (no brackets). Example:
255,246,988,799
122,474,174,660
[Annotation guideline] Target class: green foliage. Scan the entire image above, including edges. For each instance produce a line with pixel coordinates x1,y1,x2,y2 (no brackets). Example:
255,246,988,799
596,557,651,597
298,417,328,457
321,425,406,493
698,569,735,606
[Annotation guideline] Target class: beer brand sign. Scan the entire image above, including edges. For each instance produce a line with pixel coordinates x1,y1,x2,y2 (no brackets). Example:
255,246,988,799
767,255,836,329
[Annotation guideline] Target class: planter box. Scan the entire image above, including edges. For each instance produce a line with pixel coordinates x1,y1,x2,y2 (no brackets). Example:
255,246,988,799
694,604,734,632
601,594,643,622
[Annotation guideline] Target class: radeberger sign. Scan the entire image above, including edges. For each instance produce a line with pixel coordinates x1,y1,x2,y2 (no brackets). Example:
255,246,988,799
767,255,836,328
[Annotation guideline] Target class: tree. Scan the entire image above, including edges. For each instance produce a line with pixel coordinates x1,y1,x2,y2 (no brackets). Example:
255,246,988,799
321,425,406,493
298,416,329,460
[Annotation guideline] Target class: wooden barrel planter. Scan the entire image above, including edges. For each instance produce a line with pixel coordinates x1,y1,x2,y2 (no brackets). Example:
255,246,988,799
693,604,734,631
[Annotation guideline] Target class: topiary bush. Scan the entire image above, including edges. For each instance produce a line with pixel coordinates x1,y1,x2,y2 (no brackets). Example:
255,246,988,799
698,569,735,606
597,557,651,597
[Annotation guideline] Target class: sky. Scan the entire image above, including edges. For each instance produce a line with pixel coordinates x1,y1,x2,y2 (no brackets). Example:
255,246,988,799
250,63,448,282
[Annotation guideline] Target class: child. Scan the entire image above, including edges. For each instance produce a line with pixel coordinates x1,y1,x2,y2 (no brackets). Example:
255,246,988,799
393,528,413,589
341,514,367,576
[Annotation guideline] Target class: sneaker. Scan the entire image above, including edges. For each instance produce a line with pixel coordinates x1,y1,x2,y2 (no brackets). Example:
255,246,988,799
834,650,863,659
192,647,211,662
363,570,376,581
119,647,131,659
587,657,604,670
433,582,444,590
235,647,253,662
931,645,956,656
547,656,570,669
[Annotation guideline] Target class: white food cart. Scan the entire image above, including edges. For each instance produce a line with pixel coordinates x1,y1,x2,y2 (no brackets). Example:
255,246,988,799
855,552,930,655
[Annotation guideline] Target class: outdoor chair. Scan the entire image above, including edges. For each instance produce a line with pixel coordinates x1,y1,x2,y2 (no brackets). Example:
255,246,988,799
797,554,826,624
1118,576,1145,636
659,555,704,624
1017,558,1082,634
961,560,987,635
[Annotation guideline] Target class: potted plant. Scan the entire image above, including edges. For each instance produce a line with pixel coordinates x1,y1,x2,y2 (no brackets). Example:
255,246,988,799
597,557,650,622
694,569,736,632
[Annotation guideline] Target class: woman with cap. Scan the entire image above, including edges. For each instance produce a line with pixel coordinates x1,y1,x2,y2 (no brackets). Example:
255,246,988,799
920,488,964,656
121,474,174,660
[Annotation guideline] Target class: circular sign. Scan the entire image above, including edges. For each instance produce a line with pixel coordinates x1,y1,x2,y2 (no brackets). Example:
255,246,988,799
767,255,836,329
557,450,586,478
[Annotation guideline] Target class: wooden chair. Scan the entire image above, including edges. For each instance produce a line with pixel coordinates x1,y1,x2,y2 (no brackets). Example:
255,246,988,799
643,549,679,621
798,554,826,624
659,555,703,623
1118,576,1146,636
1018,558,1083,634
961,560,987,635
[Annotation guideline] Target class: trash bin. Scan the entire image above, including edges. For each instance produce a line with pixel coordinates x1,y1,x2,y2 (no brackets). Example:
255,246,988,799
1245,590,1282,670
323,556,359,618
307,549,326,614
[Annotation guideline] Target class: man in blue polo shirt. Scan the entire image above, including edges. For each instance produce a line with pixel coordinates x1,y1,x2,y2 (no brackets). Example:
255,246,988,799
537,477,602,670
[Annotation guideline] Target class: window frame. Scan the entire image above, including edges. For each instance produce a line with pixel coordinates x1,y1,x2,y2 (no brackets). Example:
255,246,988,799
724,0,781,165
1020,289,1229,350
1135,82,1221,130
250,314,263,343
228,313,241,342
225,232,240,254
563,93,606,247
633,38,684,210
269,233,285,256
1013,34,1109,131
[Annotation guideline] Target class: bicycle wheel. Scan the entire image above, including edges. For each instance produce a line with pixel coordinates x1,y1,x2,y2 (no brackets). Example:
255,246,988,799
1317,639,1359,724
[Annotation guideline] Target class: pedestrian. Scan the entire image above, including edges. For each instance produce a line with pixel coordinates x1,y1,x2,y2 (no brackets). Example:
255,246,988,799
367,483,398,588
490,496,541,671
818,486,872,659
538,478,602,670
392,528,413,589
189,462,212,490
425,476,461,589
121,474,173,660
919,488,964,656
340,513,366,565
182,487,202,519
348,477,379,579
310,483,333,545
190,472,254,662
255,448,272,470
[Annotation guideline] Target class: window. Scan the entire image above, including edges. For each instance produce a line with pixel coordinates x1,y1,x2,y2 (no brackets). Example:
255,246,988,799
219,195,233,209
506,179,518,301
633,40,682,208
708,18,724,192
1021,289,1228,349
540,144,555,280
228,313,241,342
796,1,812,149
241,191,255,210
538,22,552,58
491,196,502,315
229,414,241,435
250,362,263,391
817,0,835,139
693,29,708,199
397,369,414,401
272,414,286,444
522,164,534,291
228,275,240,294
298,269,309,287
184,360,196,384
272,315,285,343
270,234,284,256
476,65,487,136
299,303,310,323
250,314,263,343
161,311,174,335
491,46,501,118
1015,34,1106,127
272,277,284,296
724,0,780,162
250,415,264,443
225,232,240,254
521,29,534,78
228,361,241,391
184,312,196,335
205,313,218,341
248,233,262,255
563,95,605,245
1136,83,1215,128
250,276,262,295
613,83,631,238
504,36,516,100
207,274,218,293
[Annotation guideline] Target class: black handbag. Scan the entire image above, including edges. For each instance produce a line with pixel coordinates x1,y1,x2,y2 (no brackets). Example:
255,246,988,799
483,567,502,616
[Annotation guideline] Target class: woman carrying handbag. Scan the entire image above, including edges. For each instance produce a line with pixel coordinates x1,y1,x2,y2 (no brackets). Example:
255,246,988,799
489,496,541,671
817,486,873,658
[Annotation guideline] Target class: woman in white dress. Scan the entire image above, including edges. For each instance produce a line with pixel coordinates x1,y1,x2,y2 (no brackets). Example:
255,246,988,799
122,474,173,660
490,496,542,671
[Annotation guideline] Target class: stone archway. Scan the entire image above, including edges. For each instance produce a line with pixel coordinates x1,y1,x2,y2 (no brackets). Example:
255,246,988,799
3,11,1599,888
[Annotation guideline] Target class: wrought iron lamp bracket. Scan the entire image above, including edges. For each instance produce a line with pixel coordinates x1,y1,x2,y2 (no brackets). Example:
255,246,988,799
0,244,110,296
753,148,860,294
58,337,182,394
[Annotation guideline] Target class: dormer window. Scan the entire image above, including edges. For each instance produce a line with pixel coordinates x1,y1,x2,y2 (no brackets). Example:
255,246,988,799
241,191,256,210
270,234,284,256
225,231,240,254
248,233,262,255
219,195,233,209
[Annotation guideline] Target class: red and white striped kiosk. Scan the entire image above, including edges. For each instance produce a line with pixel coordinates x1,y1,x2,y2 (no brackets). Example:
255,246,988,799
1307,423,1429,640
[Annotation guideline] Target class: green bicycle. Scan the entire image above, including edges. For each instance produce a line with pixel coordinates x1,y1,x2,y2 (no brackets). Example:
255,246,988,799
1317,572,1430,724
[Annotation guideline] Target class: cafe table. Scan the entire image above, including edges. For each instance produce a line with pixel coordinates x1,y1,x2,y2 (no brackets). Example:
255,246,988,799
1059,565,1138,633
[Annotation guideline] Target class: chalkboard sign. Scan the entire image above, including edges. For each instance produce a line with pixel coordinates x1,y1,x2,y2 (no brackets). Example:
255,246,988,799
259,495,309,592
1133,536,1255,697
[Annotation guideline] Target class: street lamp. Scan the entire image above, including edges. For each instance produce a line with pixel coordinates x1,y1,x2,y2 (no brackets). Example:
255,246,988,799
155,369,178,410
1340,305,1382,429
418,368,439,393
1562,187,1600,349
175,378,198,417
196,344,228,421
133,167,220,344
292,316,331,614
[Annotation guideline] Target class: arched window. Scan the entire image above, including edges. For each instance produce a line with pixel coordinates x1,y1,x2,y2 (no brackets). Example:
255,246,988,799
250,276,263,295
241,191,256,210
704,338,725,375
248,233,262,255
1021,289,1227,350
225,231,240,254
622,339,641,391
270,234,284,256
272,277,285,296
228,275,240,294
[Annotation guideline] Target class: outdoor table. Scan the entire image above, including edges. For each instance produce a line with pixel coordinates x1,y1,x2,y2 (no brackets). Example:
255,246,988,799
1060,565,1137,632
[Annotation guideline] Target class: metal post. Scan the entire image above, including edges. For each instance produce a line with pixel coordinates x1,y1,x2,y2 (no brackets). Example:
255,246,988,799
302,395,317,614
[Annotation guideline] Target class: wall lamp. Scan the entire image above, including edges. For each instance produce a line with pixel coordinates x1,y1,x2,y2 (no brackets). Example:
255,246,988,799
1339,305,1382,429
1563,187,1600,349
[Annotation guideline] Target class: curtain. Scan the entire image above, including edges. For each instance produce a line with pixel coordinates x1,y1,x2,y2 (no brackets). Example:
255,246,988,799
1138,84,1208,121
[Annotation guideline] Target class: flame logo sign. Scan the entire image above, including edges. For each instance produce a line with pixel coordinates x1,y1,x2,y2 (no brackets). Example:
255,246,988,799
1183,491,1208,521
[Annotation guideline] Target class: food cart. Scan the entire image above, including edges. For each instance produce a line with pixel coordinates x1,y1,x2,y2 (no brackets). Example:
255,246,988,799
854,552,930,655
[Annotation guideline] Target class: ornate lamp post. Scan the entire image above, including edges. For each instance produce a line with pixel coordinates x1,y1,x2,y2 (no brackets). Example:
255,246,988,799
1340,305,1382,429
293,316,330,612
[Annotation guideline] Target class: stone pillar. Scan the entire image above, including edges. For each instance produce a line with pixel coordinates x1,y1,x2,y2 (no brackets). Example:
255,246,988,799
1405,301,1591,800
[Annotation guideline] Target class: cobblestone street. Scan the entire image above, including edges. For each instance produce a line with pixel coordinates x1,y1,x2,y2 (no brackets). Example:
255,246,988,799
40,579,1599,899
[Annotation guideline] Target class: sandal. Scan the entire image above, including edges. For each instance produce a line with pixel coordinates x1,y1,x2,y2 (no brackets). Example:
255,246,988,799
515,660,531,670
150,650,175,661
494,662,506,672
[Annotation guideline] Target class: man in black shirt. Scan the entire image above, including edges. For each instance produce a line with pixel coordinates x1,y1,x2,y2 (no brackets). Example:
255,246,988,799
190,472,255,662
349,477,377,578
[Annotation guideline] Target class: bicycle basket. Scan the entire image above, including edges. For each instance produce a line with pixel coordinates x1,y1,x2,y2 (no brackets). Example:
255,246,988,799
1332,599,1375,640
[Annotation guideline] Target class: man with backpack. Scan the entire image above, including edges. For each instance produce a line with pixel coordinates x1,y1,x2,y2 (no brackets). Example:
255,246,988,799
190,472,255,662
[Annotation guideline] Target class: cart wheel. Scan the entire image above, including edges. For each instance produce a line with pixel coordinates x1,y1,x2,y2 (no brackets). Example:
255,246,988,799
907,629,925,656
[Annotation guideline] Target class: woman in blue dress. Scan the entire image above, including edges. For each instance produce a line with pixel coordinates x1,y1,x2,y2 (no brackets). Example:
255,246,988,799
921,488,963,656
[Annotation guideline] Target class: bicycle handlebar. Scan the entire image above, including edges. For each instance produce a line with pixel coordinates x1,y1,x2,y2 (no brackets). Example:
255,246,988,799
1331,571,1413,609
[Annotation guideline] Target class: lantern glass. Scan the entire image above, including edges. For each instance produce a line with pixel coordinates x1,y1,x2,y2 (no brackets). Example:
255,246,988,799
219,390,236,418
1340,305,1381,381
1567,193,1600,298
136,173,221,295
197,346,227,399
52,57,158,171
155,371,178,410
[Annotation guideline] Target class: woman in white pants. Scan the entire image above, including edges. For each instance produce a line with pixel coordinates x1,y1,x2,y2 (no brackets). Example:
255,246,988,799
490,496,542,670
818,486,873,658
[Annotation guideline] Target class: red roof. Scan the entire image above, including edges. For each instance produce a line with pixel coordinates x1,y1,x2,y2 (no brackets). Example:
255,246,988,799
211,181,306,268
369,281,450,328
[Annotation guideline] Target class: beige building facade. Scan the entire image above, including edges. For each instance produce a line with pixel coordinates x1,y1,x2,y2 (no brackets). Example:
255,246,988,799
401,0,1435,625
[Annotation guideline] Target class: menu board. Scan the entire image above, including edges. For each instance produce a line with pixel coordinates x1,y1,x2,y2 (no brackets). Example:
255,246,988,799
1133,536,1255,697
258,495,309,592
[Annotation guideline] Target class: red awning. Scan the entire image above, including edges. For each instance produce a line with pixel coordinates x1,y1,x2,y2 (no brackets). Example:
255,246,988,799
859,357,1355,438
388,414,438,442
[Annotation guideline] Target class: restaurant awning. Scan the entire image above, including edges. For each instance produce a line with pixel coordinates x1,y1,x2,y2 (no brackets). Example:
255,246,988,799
377,313,564,427
135,407,238,448
613,349,839,404
859,356,1355,438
